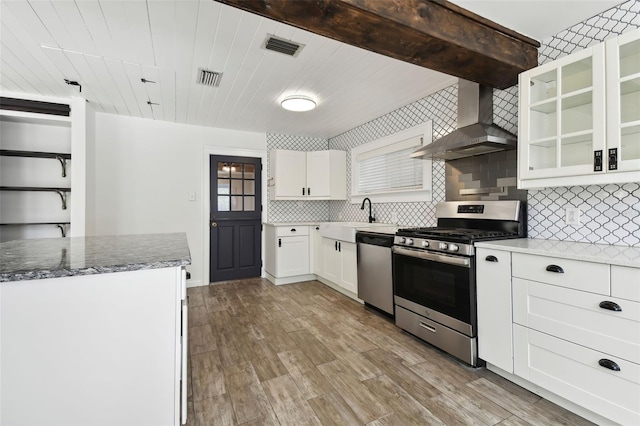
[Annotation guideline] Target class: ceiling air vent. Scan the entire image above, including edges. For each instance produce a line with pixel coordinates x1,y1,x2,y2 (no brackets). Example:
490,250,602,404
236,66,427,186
197,68,223,87
262,35,304,57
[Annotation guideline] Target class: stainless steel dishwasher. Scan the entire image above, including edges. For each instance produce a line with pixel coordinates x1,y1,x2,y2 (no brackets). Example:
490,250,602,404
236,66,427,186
356,231,395,316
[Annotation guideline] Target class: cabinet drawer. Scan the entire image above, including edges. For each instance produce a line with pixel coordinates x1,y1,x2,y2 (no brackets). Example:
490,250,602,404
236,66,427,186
513,278,640,363
275,226,309,237
512,252,610,294
514,324,640,426
612,265,640,302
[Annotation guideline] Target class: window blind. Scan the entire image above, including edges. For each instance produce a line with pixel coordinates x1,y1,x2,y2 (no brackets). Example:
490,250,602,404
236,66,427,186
356,137,424,193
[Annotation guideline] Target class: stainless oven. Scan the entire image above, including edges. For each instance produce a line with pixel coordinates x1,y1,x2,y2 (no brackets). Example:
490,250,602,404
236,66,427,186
391,201,525,367
393,245,477,365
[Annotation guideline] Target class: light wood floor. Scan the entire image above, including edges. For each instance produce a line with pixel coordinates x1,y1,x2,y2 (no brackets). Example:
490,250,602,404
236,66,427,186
185,278,592,426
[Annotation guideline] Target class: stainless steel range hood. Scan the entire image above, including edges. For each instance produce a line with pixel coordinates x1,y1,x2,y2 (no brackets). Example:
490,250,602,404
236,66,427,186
411,79,517,161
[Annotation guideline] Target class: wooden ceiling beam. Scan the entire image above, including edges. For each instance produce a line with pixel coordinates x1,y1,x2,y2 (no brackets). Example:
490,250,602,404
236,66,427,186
215,0,540,89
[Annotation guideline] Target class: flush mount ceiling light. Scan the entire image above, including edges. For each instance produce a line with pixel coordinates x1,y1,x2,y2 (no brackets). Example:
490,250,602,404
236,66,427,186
281,95,316,112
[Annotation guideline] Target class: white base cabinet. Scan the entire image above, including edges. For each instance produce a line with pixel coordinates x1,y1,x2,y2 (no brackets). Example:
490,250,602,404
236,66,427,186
476,242,640,426
476,248,514,373
1,267,187,425
264,224,313,285
321,237,357,294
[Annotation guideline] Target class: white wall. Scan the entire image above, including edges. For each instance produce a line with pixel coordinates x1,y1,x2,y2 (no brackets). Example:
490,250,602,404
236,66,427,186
91,113,267,286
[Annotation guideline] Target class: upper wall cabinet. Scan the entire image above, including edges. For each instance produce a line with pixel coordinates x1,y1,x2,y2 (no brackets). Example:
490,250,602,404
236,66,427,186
518,28,640,189
269,149,346,200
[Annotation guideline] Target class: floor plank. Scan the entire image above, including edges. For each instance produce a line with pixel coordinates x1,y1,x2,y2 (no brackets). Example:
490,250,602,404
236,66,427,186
262,374,322,425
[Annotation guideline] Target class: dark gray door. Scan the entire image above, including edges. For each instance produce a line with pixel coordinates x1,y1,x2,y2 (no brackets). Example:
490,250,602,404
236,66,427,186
210,155,262,282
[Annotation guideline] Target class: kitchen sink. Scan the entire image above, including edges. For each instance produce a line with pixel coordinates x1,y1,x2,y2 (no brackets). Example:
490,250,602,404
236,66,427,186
319,221,395,243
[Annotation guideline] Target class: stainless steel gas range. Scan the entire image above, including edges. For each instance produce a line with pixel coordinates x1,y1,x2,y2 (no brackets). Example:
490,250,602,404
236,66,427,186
392,200,526,366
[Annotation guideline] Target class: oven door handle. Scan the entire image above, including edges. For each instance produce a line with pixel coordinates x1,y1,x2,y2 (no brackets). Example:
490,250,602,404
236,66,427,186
392,246,471,268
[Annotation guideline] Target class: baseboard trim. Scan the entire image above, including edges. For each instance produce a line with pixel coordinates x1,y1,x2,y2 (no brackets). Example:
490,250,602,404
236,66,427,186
264,272,316,286
186,280,203,288
486,363,616,426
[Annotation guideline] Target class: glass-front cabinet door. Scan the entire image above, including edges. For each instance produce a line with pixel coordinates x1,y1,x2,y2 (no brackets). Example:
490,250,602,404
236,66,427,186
606,28,640,173
519,44,606,181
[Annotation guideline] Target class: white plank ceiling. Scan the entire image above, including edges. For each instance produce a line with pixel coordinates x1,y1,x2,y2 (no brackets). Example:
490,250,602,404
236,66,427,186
0,0,623,138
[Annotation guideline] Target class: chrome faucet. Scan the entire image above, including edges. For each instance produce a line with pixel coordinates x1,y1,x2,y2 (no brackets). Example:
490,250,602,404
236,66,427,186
360,197,375,223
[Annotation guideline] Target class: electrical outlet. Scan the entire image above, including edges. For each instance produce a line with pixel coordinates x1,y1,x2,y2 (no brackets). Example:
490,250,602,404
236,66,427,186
391,211,398,224
565,207,581,225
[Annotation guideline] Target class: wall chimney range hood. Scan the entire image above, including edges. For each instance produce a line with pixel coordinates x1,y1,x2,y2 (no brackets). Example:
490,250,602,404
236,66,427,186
411,79,517,160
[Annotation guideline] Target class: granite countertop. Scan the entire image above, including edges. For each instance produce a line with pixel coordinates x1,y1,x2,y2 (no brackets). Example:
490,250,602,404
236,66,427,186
1,233,191,282
475,238,640,268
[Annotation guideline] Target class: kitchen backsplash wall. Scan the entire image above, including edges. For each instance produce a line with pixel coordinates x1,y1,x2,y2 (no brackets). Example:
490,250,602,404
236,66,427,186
266,134,330,222
527,0,640,246
328,86,456,227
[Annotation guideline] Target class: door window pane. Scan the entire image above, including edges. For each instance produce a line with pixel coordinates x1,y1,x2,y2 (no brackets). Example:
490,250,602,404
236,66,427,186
217,196,230,211
230,163,243,179
217,162,230,178
231,179,243,195
244,164,256,179
231,196,243,211
244,180,255,195
218,179,230,194
244,196,255,211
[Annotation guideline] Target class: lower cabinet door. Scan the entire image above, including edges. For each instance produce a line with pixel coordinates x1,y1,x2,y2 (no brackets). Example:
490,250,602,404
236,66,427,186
277,236,310,277
476,248,513,372
339,241,357,293
513,324,640,425
322,238,340,282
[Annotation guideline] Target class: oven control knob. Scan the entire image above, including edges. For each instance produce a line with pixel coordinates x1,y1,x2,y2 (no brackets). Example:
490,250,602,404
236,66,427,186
421,240,430,248
399,237,406,244
439,242,448,250
449,244,459,252
406,238,414,245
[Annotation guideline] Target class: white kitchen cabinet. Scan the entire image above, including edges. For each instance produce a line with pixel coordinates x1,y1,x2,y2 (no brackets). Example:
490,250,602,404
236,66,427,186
518,28,640,189
269,149,346,200
476,239,640,426
1,266,187,425
321,237,357,294
264,225,313,285
476,248,514,373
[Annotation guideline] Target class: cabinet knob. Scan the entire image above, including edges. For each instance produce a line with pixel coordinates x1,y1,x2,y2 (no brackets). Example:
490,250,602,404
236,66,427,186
545,264,564,273
485,255,498,262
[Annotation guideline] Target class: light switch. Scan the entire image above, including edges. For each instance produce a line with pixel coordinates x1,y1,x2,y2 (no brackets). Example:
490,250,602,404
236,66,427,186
188,192,196,201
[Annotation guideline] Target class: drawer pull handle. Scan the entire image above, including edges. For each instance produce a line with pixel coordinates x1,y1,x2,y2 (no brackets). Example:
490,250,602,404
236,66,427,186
290,228,296,232
419,322,436,333
485,255,498,262
598,358,621,371
545,264,564,273
599,301,622,312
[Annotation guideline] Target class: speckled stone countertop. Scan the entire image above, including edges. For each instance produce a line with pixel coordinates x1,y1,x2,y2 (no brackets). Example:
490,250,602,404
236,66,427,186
0,233,191,282
475,238,640,268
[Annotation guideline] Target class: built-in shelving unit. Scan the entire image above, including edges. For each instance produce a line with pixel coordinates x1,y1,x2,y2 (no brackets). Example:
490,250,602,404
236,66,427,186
0,96,73,242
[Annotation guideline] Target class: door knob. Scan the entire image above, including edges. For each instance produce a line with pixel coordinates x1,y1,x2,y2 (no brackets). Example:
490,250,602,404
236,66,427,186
211,222,217,227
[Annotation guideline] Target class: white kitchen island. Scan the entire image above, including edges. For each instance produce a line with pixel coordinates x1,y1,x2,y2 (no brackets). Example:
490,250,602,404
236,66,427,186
0,233,190,426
